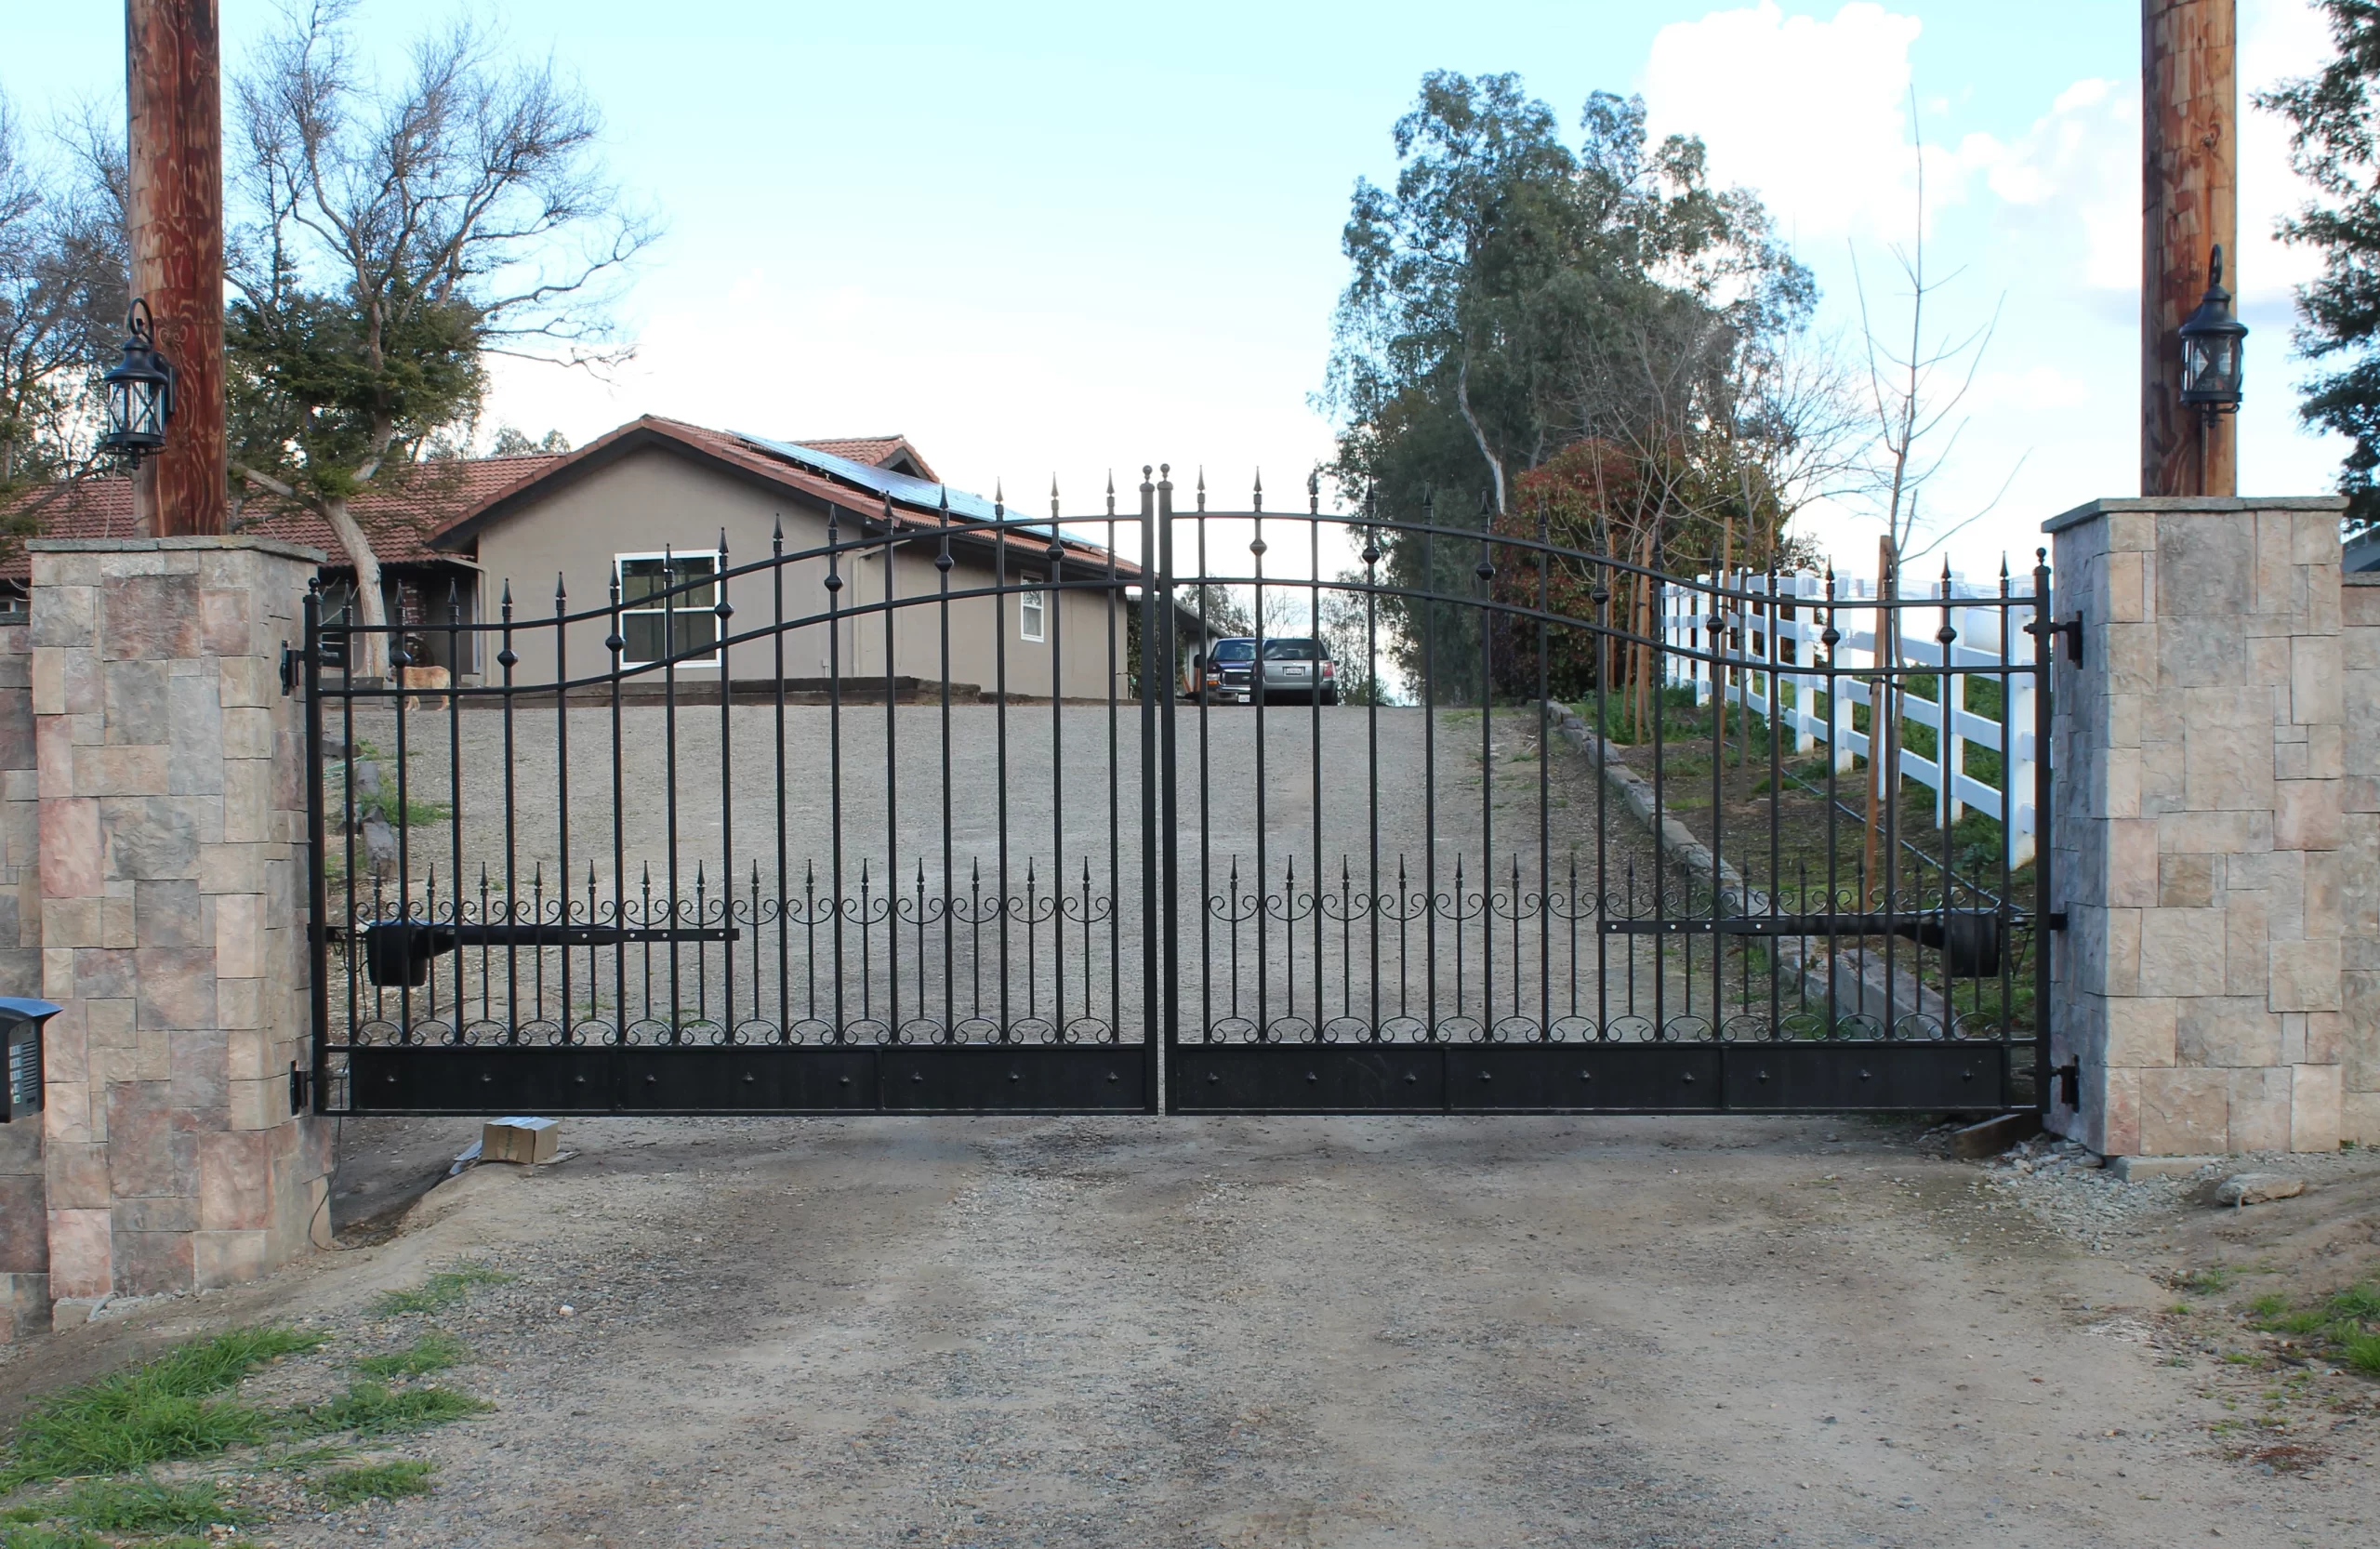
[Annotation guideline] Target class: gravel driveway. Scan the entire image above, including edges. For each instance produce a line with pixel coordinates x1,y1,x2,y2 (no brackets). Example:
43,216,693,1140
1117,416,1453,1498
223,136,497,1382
13,1114,2373,1548
328,704,1673,1045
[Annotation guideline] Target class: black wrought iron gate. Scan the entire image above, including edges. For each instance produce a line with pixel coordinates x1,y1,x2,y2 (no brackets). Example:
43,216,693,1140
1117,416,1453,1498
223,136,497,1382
305,464,2050,1118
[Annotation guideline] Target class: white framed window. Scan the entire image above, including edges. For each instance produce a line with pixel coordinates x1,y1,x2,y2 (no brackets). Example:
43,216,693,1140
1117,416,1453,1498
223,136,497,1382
1019,574,1045,643
615,551,721,667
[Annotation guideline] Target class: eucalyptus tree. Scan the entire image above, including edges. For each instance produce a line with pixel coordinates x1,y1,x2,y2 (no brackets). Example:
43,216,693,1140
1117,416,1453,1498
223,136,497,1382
1324,73,1823,699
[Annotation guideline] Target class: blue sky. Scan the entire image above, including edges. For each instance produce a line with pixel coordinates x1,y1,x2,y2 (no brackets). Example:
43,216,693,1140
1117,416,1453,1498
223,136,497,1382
1,1,2345,574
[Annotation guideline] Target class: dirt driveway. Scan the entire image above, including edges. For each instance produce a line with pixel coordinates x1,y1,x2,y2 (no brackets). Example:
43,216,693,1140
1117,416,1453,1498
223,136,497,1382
9,1115,2376,1548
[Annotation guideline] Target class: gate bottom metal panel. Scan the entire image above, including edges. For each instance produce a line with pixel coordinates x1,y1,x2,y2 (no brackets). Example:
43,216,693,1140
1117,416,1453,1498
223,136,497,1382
878,1047,1145,1112
346,1046,1146,1115
1169,1043,2004,1114
1720,1042,2008,1112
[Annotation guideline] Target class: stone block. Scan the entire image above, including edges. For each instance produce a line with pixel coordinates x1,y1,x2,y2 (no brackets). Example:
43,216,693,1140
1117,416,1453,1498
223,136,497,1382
2177,997,2281,1067
2309,722,2347,780
2270,938,2343,1013
2293,1064,2344,1152
2159,810,2273,855
39,895,99,951
166,674,223,797
170,1026,230,1119
100,659,168,742
220,706,273,761
100,893,134,948
2309,1010,2348,1067
199,588,251,658
2106,996,2178,1066
198,1129,275,1232
130,947,217,1031
218,975,264,1031
0,1175,48,1273
2161,856,2208,913
2228,1066,2294,1152
2294,635,2346,726
113,1195,198,1233
217,656,271,708
44,1139,108,1211
221,760,269,845
2138,907,2227,997
73,745,168,799
193,1230,270,1290
133,878,204,947
227,1076,284,1132
99,574,203,662
2186,692,2279,811
111,1228,192,1296
2159,513,2254,618
45,1208,110,1298
2154,623,2240,688
192,843,263,896
104,1081,184,1198
2142,1067,2232,1155
2225,894,2270,996
2345,1090,2380,1145
30,585,93,650
2276,779,2344,852
2109,818,2158,905
39,797,100,896
71,947,135,1000
102,795,205,879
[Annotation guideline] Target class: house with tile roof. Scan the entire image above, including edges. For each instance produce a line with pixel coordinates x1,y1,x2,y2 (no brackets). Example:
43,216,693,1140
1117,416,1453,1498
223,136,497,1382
2,417,1167,700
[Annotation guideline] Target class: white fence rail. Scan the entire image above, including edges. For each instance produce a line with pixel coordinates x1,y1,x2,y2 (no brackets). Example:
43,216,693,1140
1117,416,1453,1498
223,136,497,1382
1659,570,2040,867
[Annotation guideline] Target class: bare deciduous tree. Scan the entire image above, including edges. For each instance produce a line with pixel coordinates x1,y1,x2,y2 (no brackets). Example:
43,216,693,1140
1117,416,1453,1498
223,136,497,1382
226,0,658,678
0,90,129,500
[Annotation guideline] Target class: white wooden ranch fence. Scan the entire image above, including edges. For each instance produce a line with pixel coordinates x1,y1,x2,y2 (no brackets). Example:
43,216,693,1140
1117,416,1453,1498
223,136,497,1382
1659,570,2040,867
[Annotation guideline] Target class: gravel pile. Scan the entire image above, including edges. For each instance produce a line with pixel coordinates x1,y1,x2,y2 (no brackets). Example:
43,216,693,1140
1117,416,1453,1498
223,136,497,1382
1973,1132,2378,1253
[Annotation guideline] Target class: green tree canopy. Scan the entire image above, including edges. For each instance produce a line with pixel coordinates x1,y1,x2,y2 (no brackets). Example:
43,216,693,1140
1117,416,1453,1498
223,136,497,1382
1324,73,1822,698
2261,0,2380,531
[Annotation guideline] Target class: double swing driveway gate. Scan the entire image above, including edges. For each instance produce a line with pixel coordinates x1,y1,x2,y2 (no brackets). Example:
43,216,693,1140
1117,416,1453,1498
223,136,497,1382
306,465,2052,1117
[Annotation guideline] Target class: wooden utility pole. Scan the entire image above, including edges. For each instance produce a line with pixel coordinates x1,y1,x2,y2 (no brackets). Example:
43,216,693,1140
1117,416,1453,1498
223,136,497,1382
125,0,226,536
2142,0,2238,497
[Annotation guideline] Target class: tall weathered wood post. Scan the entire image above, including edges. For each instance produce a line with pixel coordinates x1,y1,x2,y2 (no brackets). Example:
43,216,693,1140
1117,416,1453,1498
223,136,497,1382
2142,0,2238,497
125,0,227,536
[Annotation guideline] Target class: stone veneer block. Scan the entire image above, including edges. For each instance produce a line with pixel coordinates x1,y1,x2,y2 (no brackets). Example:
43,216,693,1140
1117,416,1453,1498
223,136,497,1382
2048,498,2353,1156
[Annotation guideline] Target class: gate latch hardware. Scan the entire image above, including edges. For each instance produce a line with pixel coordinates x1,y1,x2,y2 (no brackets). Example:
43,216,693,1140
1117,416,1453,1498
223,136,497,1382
2055,1062,2081,1108
2027,614,2083,667
288,1061,310,1113
279,642,300,695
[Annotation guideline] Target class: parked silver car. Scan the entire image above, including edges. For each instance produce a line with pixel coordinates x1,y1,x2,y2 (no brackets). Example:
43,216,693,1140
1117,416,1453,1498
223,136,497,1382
1198,636,1340,705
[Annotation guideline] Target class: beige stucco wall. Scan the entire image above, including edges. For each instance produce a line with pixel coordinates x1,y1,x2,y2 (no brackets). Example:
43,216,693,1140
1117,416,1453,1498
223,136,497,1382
464,446,1126,700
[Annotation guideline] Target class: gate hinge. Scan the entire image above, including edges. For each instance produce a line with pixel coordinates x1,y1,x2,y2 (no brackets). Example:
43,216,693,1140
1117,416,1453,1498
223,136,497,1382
2026,614,2082,666
289,1060,310,1114
280,642,301,695
2046,910,2068,933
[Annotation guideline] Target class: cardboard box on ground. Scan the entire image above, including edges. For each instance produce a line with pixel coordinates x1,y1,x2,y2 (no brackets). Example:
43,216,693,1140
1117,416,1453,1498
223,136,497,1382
483,1117,560,1165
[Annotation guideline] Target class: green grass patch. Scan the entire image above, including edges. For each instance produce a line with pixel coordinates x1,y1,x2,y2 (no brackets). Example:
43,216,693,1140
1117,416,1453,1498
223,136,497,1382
2344,1331,2380,1375
50,1475,241,1536
301,1383,489,1438
2176,1265,2235,1295
0,1528,107,1549
3,1326,324,1487
367,1263,512,1317
311,1459,437,1509
353,1332,469,1379
2327,1283,2380,1321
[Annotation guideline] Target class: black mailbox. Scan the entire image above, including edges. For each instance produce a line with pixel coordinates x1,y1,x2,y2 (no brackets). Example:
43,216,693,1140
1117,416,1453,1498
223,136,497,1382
0,997,60,1123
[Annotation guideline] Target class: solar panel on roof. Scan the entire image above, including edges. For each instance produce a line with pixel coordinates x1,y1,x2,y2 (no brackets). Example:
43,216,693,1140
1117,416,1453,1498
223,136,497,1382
731,430,1117,554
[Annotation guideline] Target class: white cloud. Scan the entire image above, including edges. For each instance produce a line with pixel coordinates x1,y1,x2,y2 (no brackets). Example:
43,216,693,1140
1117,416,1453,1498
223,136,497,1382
1640,2,1929,242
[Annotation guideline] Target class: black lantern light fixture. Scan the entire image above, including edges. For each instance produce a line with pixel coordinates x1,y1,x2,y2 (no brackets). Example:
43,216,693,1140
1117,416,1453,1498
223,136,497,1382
98,297,176,462
2177,244,2247,415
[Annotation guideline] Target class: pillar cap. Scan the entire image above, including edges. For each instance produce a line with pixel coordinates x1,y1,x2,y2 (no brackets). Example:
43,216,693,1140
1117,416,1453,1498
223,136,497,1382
2043,496,2347,535
26,536,328,563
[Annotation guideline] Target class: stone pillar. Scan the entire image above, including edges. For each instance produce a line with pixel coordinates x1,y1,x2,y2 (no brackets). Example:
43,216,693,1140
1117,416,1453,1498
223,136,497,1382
0,615,45,1341
2345,572,2380,1145
2045,497,2349,1157
32,537,330,1313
